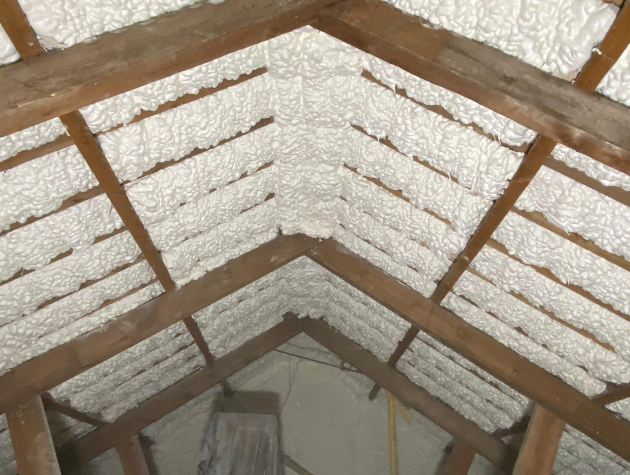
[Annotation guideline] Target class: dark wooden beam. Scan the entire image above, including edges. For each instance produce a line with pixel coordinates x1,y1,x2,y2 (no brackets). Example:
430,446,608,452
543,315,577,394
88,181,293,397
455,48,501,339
300,318,516,470
116,435,150,475
593,384,630,406
444,443,476,475
0,0,338,137
512,406,565,475
306,240,630,461
42,393,107,428
57,317,302,472
316,0,630,175
7,396,62,474
0,234,317,415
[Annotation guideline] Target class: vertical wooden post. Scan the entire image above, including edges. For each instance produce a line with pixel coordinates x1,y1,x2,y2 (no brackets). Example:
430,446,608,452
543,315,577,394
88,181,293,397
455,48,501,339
116,435,150,475
512,406,565,475
444,442,476,475
6,396,62,475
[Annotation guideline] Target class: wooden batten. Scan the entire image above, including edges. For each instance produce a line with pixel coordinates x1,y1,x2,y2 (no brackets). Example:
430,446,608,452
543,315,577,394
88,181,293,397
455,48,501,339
444,443,477,475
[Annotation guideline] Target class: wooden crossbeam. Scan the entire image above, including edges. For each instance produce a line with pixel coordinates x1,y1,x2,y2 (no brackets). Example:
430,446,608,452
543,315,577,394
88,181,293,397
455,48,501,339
316,0,630,174
7,396,62,474
365,0,630,398
57,317,302,472
512,406,565,475
300,318,516,471
42,393,107,428
0,234,317,415
305,240,630,462
0,0,338,137
116,435,150,475
443,443,476,475
594,384,630,406
0,0,231,393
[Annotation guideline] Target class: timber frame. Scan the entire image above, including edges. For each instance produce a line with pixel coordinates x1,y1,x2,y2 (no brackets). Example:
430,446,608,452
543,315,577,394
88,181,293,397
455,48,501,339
1,0,630,473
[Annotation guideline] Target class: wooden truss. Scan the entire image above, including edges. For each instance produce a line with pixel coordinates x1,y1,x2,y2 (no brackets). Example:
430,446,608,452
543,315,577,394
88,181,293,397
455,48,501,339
1,0,630,474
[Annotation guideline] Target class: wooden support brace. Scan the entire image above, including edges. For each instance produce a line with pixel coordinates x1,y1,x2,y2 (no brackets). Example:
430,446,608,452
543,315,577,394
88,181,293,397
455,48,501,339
116,435,150,475
305,240,630,462
7,396,62,475
512,406,565,475
300,318,516,471
443,443,476,475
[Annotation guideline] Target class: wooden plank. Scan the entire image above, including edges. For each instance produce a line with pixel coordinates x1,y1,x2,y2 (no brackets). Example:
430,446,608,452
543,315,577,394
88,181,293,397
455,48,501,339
0,0,43,59
306,240,630,461
0,0,338,137
316,0,630,174
444,443,476,475
116,435,150,475
300,318,516,470
42,393,107,428
594,384,630,406
7,396,62,475
512,406,565,475
57,317,302,472
0,234,317,415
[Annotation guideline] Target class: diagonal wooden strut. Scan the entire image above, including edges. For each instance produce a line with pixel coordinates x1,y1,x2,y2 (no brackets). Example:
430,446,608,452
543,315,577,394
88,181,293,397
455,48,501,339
367,0,630,399
306,239,630,462
0,234,318,414
0,0,232,392
57,316,302,473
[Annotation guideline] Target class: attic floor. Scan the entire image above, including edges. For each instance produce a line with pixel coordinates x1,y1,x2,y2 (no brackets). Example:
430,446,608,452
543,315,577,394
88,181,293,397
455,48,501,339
69,334,504,475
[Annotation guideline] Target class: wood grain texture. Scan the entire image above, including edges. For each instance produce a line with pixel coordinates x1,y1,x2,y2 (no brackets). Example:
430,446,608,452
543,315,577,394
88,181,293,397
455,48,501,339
0,234,317,414
301,318,516,471
316,0,630,174
57,317,302,472
306,240,630,462
7,396,62,475
0,0,338,137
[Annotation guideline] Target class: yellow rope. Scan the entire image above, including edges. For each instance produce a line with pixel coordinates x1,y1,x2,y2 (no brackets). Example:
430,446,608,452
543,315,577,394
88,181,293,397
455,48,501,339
386,391,398,475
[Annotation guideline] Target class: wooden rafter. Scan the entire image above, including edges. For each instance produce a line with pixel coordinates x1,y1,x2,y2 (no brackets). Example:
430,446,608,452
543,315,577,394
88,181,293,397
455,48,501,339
0,0,338,137
0,234,317,414
300,318,517,471
116,435,150,475
0,0,233,394
6,396,62,474
316,0,630,174
443,443,476,475
57,317,302,473
512,406,565,475
306,240,630,461
363,0,630,398
594,384,630,406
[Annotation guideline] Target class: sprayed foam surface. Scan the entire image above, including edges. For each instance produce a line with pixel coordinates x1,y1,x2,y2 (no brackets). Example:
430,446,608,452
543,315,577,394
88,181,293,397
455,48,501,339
598,46,630,108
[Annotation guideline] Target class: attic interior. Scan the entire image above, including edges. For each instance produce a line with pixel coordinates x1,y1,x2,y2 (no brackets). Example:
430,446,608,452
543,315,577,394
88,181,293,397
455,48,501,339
1,0,630,473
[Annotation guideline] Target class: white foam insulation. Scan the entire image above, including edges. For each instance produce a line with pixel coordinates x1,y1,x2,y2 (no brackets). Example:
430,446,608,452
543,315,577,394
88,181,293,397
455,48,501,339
1,2,630,474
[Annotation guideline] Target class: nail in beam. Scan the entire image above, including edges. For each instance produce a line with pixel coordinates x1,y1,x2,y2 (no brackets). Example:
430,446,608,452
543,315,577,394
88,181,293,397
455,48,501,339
7,396,62,475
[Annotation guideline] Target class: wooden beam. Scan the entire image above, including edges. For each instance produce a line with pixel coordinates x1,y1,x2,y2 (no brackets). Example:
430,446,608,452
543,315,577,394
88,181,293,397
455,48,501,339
116,435,150,475
512,406,565,475
594,384,630,406
0,234,317,415
443,443,476,475
42,393,107,428
0,0,337,137
366,1,630,396
316,0,630,174
300,318,516,470
306,240,630,461
57,317,302,472
7,396,62,475
0,0,232,394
